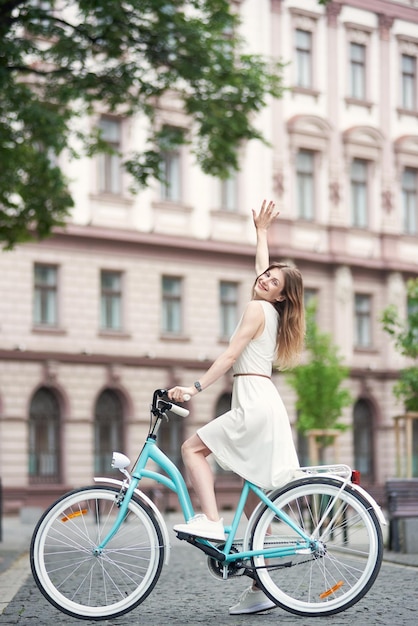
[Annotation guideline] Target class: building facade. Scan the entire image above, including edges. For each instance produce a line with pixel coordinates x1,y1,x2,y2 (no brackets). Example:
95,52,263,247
1,0,418,513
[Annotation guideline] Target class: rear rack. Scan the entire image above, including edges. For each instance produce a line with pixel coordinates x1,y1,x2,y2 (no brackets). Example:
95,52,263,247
299,464,352,480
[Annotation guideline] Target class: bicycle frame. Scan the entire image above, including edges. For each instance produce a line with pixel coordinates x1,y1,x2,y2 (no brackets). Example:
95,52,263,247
95,433,316,564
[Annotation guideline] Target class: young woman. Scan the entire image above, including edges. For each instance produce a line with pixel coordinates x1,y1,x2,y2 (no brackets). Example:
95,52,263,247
168,199,305,614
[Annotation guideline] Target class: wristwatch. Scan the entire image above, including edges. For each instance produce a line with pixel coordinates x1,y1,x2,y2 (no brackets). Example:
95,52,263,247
194,381,203,393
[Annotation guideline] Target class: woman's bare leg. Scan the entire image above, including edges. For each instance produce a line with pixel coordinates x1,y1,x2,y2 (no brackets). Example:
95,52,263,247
181,434,220,521
244,490,260,520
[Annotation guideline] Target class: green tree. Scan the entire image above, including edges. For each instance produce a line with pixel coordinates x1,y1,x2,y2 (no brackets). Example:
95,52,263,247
287,300,352,460
381,278,418,412
0,0,285,248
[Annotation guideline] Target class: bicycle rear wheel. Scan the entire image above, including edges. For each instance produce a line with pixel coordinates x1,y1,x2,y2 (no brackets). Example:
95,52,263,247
30,486,165,621
249,477,383,617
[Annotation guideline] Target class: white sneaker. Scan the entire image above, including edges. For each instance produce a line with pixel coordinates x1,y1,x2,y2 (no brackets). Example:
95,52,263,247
173,514,225,541
229,586,276,615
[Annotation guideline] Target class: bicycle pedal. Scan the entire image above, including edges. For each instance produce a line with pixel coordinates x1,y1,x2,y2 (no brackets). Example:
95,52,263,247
175,531,191,541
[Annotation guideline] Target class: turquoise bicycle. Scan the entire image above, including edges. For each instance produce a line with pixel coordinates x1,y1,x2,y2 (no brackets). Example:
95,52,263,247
30,389,385,621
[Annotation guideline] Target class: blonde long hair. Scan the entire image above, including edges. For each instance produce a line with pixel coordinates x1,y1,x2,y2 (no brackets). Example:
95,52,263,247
253,262,305,370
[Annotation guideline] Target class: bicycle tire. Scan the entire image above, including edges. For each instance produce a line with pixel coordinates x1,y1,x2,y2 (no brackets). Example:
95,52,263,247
249,477,383,617
30,485,165,621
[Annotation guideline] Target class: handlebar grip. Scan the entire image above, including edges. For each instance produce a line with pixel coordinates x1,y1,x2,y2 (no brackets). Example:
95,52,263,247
168,402,190,418
183,394,191,402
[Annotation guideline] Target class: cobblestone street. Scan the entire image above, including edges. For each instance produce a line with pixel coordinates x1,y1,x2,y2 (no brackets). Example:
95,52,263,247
1,538,417,626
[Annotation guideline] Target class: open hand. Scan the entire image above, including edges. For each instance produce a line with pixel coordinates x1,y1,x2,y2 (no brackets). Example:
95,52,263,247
252,199,279,230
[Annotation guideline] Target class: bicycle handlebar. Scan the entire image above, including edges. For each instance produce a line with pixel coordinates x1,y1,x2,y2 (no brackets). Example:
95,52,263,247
153,389,190,418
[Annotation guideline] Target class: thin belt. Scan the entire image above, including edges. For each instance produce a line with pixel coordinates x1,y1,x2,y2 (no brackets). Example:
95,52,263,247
233,373,271,380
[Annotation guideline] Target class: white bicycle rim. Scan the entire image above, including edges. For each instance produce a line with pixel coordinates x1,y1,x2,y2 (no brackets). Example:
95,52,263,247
30,486,164,620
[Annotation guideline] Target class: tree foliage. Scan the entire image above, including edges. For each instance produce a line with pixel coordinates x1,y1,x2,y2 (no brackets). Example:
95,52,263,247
381,278,418,412
0,0,285,248
286,300,352,442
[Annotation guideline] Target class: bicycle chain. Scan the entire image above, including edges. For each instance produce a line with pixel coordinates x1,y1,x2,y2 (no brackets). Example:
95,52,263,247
229,539,320,576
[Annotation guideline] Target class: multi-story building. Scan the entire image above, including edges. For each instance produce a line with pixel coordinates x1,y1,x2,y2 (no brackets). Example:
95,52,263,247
1,0,417,514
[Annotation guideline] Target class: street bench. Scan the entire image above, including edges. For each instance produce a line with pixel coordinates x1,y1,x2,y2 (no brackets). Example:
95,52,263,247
386,478,418,552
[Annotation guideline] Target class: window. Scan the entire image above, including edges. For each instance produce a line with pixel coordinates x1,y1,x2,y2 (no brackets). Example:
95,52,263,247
160,149,181,202
350,43,366,100
219,175,238,212
402,167,417,234
295,29,312,88
94,390,124,475
401,54,416,110
220,281,238,339
34,264,58,326
98,118,122,194
353,399,374,482
296,150,315,220
162,276,182,334
29,387,61,484
100,271,122,331
351,158,368,228
354,294,372,348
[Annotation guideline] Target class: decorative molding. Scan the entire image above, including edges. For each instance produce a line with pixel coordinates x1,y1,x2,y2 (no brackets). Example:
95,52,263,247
346,28,371,45
273,170,284,197
107,363,122,385
326,2,342,27
291,86,321,100
329,181,341,205
42,360,59,385
381,190,393,213
89,193,134,207
270,0,283,14
378,14,394,42
344,22,374,35
396,33,418,46
345,97,374,111
292,14,316,32
289,7,320,21
397,37,418,56
337,0,418,25
397,107,418,119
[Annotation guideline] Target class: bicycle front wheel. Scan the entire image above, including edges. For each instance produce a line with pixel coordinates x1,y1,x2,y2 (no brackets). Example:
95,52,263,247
249,477,383,617
30,486,165,621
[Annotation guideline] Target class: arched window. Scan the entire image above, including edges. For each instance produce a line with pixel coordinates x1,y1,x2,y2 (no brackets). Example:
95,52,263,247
353,399,374,482
94,389,124,475
29,387,61,484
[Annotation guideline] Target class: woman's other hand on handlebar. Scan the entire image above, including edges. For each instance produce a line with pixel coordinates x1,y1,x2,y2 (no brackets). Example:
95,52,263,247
167,386,195,403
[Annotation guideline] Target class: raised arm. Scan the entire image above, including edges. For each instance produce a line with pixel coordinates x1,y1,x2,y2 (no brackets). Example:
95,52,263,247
252,199,279,276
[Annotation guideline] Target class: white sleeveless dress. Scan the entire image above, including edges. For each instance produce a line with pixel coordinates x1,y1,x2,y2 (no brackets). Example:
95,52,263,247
197,300,300,490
